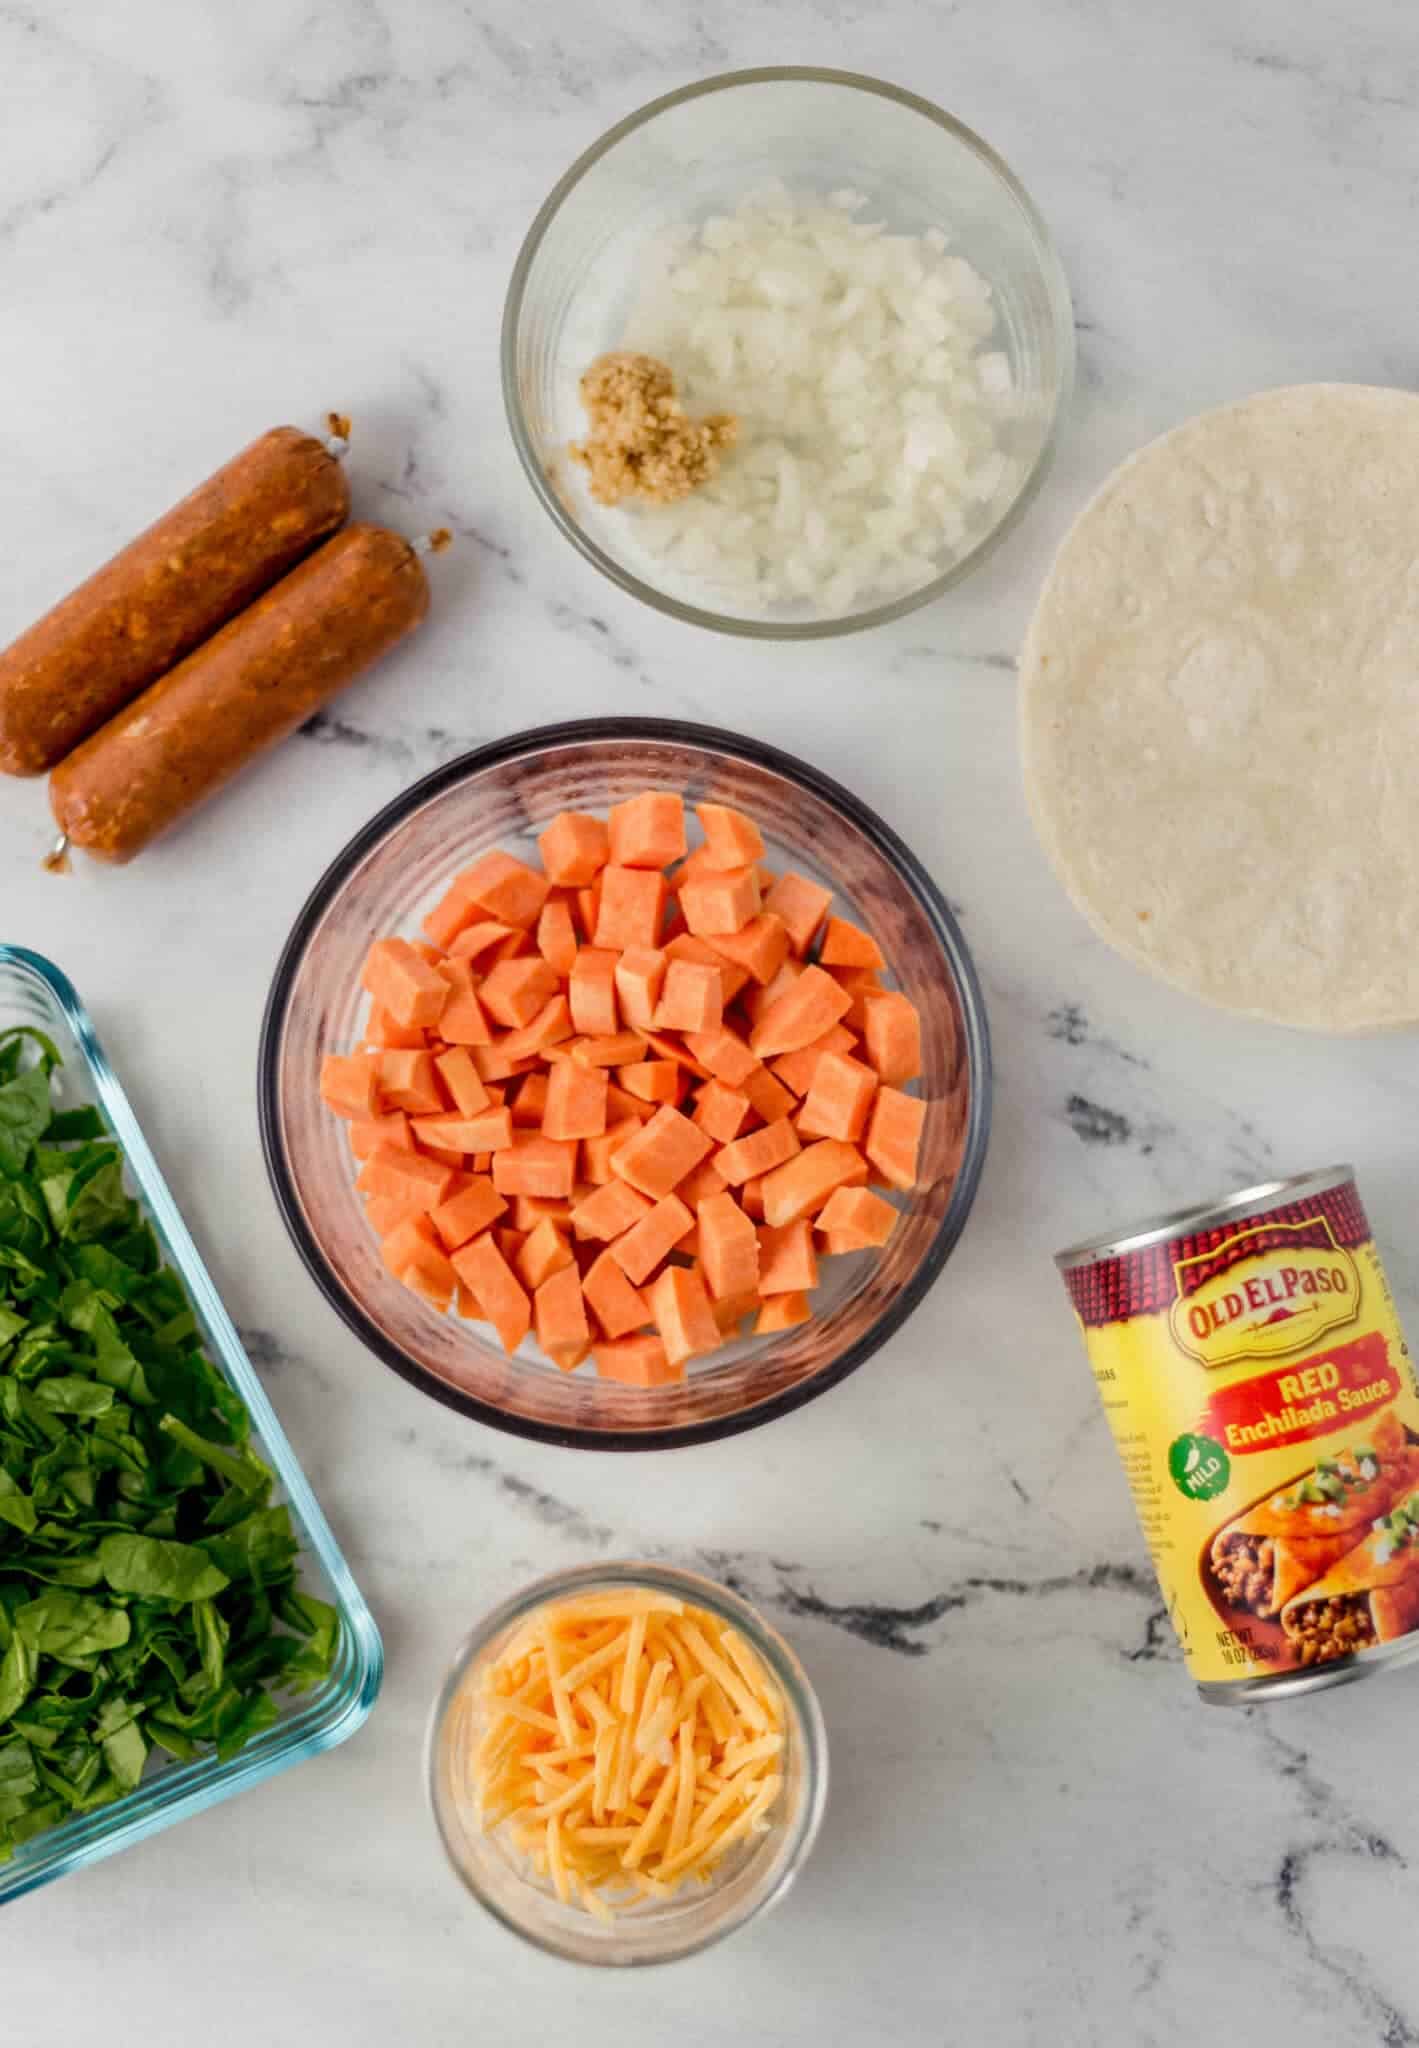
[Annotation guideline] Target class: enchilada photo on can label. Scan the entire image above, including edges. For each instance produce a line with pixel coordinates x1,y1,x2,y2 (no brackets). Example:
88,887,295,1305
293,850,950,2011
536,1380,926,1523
1056,1168,1419,1702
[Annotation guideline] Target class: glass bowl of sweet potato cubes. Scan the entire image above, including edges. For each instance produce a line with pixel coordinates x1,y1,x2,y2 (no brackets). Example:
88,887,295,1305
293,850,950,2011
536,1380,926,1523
259,718,989,1449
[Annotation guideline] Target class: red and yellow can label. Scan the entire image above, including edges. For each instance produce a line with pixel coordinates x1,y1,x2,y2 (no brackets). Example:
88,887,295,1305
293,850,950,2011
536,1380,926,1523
1063,1180,1419,1684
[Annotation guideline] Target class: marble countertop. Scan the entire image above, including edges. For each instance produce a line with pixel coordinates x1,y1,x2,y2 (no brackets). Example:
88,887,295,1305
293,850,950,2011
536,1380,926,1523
6,2,1419,2041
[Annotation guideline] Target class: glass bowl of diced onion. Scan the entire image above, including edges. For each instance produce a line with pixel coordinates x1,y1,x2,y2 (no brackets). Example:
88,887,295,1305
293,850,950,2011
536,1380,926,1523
426,1563,828,1964
502,66,1074,637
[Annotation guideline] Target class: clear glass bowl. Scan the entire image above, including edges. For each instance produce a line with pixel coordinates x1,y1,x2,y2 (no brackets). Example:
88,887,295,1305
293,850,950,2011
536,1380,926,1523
0,946,382,1907
426,1562,827,1964
258,719,990,1450
503,66,1074,638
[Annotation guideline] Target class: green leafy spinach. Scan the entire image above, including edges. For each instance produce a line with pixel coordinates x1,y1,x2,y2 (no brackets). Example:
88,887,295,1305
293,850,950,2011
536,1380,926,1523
0,1044,339,1858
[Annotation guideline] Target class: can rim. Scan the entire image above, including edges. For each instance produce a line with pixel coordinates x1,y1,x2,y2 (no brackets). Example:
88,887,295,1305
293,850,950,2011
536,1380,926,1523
1053,1165,1358,1271
1197,1620,1419,1705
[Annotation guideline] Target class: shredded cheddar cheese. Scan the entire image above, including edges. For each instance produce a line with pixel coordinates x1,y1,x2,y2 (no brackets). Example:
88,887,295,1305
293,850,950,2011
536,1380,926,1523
474,1588,786,1914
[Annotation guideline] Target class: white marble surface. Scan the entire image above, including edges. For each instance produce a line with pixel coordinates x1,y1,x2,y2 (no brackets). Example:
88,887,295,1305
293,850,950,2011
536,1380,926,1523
5,2,1419,2041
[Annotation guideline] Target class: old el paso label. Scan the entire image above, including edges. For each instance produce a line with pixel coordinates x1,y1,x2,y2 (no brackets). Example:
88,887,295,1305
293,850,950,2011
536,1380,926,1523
1169,1221,1359,1367
1204,1330,1395,1454
1059,1179,1419,1686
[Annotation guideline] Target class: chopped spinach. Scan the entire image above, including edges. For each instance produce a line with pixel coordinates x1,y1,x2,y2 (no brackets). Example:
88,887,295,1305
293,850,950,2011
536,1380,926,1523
0,1045,338,1859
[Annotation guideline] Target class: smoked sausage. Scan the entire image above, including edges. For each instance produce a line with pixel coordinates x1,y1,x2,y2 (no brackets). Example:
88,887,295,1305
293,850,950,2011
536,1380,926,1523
49,524,432,864
0,424,350,776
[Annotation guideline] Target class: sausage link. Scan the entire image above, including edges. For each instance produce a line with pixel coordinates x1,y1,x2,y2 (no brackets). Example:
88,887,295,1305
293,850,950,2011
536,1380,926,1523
0,425,350,776
49,525,429,864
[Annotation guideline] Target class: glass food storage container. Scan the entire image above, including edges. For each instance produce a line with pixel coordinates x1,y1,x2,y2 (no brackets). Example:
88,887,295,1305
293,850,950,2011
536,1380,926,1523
0,945,382,1907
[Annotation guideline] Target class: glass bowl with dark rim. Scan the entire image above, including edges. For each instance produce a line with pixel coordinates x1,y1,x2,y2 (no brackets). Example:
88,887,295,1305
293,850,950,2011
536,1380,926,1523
258,720,989,1450
502,66,1074,638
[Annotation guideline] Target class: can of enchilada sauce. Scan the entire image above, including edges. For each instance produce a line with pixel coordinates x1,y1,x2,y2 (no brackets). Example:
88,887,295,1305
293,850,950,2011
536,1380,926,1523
1056,1167,1419,1702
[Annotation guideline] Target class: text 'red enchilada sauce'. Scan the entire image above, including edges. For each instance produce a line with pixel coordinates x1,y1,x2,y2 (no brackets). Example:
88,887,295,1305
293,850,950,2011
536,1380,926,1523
1056,1167,1419,1703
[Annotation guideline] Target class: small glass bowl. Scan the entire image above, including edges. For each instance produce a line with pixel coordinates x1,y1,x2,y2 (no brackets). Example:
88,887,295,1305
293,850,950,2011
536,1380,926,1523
426,1563,828,1965
258,719,991,1451
503,66,1074,638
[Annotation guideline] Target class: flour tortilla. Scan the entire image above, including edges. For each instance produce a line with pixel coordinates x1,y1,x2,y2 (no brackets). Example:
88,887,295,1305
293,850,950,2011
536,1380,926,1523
1020,385,1419,1032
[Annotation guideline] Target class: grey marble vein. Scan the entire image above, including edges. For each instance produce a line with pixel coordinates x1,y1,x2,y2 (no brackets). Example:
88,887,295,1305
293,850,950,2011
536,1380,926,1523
1263,1734,1419,2044
1065,1092,1143,1149
696,1550,1169,1662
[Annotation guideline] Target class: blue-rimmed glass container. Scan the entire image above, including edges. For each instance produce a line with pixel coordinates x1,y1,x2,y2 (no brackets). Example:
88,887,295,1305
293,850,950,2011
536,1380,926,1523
0,946,382,1906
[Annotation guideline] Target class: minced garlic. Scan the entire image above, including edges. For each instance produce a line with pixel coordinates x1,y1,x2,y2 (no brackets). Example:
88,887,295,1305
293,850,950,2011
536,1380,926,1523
570,353,737,507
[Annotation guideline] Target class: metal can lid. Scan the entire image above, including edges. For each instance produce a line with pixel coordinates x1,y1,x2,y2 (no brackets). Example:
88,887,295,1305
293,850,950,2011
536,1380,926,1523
1053,1164,1358,1272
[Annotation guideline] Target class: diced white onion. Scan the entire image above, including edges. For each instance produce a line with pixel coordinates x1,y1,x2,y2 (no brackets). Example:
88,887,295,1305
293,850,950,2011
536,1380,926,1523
602,183,1012,617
